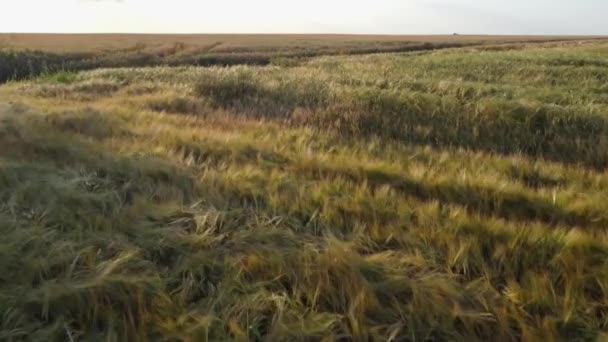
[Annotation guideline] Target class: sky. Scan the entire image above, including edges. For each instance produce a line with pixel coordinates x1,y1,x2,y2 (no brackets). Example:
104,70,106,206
1,0,607,35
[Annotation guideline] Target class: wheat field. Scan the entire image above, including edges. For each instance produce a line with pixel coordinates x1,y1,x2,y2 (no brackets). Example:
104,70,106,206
0,38,607,340
2,34,606,84
1,33,600,52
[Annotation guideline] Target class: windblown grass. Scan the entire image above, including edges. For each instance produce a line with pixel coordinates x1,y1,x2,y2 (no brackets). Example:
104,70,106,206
2,34,607,83
0,40,607,341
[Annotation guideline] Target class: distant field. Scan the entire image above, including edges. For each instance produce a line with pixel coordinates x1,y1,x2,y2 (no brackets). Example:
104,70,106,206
1,39,608,340
1,33,604,53
1,33,607,84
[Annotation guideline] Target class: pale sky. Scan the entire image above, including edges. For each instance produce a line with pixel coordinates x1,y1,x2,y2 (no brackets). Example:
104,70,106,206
1,0,607,35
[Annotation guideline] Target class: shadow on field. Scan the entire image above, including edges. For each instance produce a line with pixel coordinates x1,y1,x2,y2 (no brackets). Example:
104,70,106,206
1,102,607,340
3,101,591,232
0,105,200,340
166,134,597,230
290,160,606,230
0,104,456,340
196,71,330,119
196,76,608,170
10,97,595,232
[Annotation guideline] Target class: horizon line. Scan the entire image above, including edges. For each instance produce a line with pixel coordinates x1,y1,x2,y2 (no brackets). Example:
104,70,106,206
2,32,607,37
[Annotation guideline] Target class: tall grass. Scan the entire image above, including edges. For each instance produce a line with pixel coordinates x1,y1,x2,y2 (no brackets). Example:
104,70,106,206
2,37,591,84
186,43,608,168
0,40,607,340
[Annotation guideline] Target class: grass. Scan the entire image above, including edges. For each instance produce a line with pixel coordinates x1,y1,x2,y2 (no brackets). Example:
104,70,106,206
3,33,603,53
0,39,607,340
2,34,607,83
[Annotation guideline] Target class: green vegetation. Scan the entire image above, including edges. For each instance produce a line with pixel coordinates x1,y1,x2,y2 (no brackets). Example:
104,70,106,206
0,40,607,341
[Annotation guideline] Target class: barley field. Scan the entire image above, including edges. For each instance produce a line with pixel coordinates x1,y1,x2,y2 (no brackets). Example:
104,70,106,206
0,38,608,340
2,34,605,84
1,33,598,53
